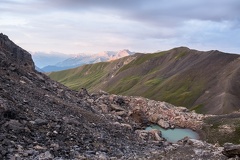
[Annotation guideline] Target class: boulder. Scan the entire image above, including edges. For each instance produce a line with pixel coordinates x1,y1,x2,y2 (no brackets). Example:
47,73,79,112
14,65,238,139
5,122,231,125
37,151,53,159
99,104,108,113
34,118,48,126
222,143,240,158
149,129,163,141
135,129,163,142
4,120,24,133
110,104,126,112
148,113,159,123
78,88,90,97
157,119,170,129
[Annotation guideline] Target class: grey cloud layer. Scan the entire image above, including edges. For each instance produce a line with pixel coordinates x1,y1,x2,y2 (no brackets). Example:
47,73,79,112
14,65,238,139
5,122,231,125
42,0,240,25
2,0,240,23
0,0,239,54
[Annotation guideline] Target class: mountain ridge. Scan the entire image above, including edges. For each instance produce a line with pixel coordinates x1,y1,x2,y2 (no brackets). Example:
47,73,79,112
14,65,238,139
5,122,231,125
49,47,240,115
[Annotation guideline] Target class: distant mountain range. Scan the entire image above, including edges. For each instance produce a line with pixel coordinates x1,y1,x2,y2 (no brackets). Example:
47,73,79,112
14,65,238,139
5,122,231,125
31,51,72,68
49,47,240,115
39,49,135,72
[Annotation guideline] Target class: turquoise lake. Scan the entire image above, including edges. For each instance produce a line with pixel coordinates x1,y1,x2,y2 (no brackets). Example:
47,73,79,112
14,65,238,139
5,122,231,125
146,125,199,143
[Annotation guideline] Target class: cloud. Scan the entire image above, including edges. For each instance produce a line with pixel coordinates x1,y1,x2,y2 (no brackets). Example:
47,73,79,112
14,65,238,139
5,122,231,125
39,0,240,25
0,0,239,55
3,0,239,24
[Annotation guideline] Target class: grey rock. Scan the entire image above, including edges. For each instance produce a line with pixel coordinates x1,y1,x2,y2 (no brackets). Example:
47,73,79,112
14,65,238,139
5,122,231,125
36,151,53,160
78,88,90,97
157,119,170,129
223,143,240,158
5,120,24,133
34,118,48,126
110,104,126,111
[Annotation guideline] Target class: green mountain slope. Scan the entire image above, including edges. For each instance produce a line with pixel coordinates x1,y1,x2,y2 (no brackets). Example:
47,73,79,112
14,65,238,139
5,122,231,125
49,47,240,114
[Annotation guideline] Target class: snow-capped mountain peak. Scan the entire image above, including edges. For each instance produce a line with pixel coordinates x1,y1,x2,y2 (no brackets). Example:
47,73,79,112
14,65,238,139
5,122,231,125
40,49,135,72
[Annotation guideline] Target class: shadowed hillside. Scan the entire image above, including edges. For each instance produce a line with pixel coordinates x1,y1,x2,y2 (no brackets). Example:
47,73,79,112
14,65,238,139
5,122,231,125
49,47,240,115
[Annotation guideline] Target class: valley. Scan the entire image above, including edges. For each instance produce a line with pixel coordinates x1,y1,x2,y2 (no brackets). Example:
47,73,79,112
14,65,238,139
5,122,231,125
1,33,240,159
49,47,240,115
1,0,240,159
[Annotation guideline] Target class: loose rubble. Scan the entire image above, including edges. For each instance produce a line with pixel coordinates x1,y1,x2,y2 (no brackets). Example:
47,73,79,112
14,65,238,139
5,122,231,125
87,93,204,130
0,33,229,159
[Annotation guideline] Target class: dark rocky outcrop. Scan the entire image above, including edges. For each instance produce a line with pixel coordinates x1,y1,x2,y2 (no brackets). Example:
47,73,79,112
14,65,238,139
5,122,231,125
0,33,34,71
0,33,229,159
222,143,240,158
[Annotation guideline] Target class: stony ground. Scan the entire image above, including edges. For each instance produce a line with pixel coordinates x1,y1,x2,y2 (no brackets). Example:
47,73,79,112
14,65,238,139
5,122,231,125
0,33,231,159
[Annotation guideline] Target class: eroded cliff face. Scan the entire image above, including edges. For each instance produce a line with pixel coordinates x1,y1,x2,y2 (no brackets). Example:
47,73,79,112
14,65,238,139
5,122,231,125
0,33,228,159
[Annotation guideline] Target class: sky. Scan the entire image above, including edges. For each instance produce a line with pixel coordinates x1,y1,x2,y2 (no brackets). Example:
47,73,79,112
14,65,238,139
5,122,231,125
1,0,240,55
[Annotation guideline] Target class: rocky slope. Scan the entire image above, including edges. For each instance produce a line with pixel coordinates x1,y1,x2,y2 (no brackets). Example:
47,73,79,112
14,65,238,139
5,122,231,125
49,47,240,115
0,33,231,159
